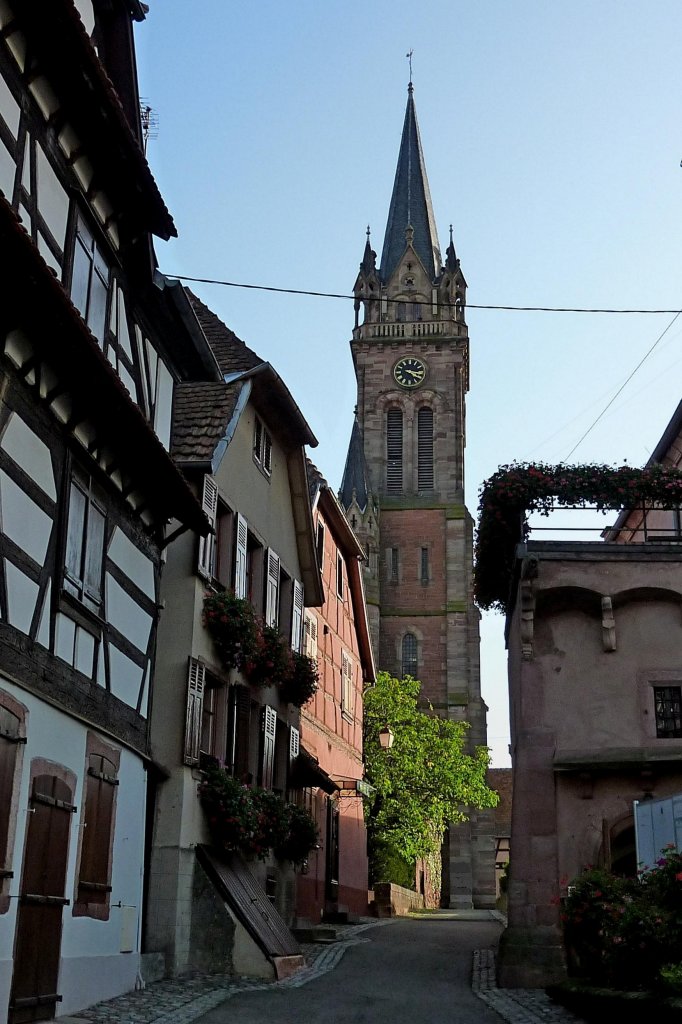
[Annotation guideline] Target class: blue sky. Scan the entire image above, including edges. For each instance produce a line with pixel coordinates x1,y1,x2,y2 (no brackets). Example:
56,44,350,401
136,1,682,766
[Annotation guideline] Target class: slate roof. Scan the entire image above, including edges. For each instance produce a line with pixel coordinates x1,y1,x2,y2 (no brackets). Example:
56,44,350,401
185,290,263,375
339,418,370,512
171,381,243,465
380,85,441,284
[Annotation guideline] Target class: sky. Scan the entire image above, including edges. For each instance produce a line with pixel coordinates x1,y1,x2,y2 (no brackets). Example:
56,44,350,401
135,1,682,767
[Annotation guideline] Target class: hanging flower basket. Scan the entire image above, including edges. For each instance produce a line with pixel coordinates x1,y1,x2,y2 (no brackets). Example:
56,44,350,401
198,767,259,852
280,652,319,707
244,623,294,686
203,591,259,672
275,803,320,864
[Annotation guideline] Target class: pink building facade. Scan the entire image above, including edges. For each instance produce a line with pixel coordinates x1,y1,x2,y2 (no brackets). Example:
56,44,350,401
295,465,375,922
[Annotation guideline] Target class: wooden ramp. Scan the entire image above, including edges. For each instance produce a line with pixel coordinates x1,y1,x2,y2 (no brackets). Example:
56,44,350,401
196,845,303,978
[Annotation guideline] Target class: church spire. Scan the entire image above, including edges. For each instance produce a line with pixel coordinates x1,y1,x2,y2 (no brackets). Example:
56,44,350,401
379,84,441,284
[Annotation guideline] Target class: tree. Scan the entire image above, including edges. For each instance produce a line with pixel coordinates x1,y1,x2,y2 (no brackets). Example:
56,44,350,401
363,671,497,891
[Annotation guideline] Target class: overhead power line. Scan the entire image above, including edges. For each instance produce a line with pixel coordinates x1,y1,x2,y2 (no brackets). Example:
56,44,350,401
167,274,681,315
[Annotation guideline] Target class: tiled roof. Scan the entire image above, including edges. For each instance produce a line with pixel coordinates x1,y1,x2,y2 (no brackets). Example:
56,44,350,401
185,290,263,375
171,381,243,464
487,768,512,833
305,457,327,503
380,85,441,284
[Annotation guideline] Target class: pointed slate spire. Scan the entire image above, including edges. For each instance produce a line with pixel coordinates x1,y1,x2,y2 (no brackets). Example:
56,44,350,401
445,223,458,270
379,84,441,284
339,416,370,513
360,225,377,274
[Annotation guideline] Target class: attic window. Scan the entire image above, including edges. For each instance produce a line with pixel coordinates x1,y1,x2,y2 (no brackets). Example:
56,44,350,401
253,417,272,475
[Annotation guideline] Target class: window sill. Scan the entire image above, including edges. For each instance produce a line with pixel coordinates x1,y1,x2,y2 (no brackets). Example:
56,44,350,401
252,456,272,481
59,590,105,636
341,710,354,724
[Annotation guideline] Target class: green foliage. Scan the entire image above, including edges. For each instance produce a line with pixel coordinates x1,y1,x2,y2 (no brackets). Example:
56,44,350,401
203,590,259,671
363,671,497,884
474,462,682,612
563,847,682,990
370,840,416,890
198,766,319,863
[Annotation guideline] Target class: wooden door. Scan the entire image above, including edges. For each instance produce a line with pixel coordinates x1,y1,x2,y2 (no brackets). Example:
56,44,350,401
325,798,340,904
9,773,75,1024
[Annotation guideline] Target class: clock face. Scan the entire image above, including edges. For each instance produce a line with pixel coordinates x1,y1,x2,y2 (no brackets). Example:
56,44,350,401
393,356,427,389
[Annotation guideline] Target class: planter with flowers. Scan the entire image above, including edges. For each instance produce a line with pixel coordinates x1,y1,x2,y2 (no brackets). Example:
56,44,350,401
203,591,259,672
280,651,319,707
199,766,320,864
244,623,294,687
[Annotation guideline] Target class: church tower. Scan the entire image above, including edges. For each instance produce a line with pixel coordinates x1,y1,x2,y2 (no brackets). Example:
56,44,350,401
340,83,496,909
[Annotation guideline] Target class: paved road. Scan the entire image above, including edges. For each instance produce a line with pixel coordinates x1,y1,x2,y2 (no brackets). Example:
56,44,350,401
196,917,506,1024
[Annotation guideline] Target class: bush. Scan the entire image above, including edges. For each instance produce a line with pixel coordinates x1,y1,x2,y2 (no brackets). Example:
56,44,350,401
563,848,682,991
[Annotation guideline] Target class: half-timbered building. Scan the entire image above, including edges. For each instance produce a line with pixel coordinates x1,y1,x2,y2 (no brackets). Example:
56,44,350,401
0,2,215,1018
146,292,324,979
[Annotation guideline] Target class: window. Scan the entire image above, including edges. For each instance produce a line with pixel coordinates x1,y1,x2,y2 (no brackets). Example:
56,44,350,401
417,407,434,490
253,416,272,475
390,547,399,582
342,652,354,716
402,633,418,679
420,547,429,583
336,552,344,599
654,686,682,738
387,408,403,493
70,215,110,345
64,469,106,614
75,738,120,919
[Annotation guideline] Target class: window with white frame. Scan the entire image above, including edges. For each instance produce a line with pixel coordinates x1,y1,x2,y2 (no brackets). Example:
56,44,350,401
253,416,272,475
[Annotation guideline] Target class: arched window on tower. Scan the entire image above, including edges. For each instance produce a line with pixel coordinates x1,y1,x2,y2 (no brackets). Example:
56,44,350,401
417,407,434,491
386,408,403,493
396,302,406,322
402,633,418,679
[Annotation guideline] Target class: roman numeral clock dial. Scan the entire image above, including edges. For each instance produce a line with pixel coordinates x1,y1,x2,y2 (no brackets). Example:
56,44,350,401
393,356,427,388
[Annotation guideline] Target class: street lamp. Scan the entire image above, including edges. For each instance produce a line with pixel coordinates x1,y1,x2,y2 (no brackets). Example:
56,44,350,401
378,725,394,750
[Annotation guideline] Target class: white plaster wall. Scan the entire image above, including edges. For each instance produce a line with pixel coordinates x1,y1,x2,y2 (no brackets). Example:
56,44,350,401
108,528,156,601
0,679,147,1016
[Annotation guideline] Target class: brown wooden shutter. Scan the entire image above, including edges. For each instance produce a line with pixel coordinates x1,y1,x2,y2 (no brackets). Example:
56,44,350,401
261,706,277,789
78,755,118,904
198,476,218,578
183,659,205,766
232,686,251,782
234,514,248,598
0,707,21,872
417,407,434,490
386,408,403,493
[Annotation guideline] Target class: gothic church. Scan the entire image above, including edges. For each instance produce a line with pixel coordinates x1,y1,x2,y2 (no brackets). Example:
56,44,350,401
340,84,495,908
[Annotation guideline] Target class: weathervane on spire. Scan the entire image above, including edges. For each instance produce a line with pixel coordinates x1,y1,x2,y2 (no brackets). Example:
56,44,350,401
406,49,413,88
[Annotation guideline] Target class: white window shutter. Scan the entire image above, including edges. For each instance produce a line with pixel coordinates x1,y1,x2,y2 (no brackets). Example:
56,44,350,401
184,658,205,766
304,611,318,659
261,705,277,789
234,513,248,598
198,476,218,578
291,580,304,651
289,725,300,761
265,549,280,627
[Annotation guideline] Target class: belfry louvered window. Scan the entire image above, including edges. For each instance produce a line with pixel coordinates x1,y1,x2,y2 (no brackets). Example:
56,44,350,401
386,409,403,493
402,633,418,679
417,407,434,491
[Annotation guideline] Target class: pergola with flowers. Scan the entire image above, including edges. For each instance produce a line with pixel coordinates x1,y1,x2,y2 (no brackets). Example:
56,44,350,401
474,462,682,614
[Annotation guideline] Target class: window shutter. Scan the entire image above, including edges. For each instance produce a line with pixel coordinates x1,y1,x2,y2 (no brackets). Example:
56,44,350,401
291,580,304,651
386,408,403,493
265,549,280,627
261,705,277,789
79,754,117,902
234,514,248,598
254,417,262,458
417,408,434,490
198,476,218,578
184,659,205,766
263,432,272,474
231,686,251,781
289,726,300,761
342,652,353,714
